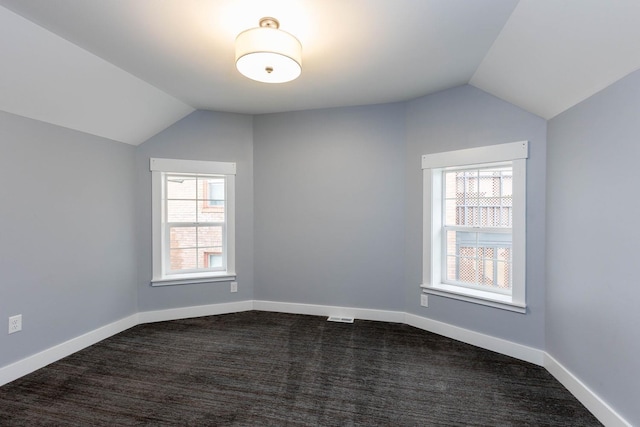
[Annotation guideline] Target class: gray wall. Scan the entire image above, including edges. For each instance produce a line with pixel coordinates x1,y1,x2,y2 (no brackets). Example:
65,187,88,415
0,110,137,367
405,85,547,349
547,70,640,425
4,78,635,422
253,104,406,310
135,110,254,311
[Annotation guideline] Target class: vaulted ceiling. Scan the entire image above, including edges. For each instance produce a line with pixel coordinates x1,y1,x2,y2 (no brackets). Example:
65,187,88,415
1,0,639,145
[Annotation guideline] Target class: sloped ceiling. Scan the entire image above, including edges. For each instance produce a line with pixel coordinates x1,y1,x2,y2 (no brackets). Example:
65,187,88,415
0,6,194,145
470,0,640,120
1,0,639,145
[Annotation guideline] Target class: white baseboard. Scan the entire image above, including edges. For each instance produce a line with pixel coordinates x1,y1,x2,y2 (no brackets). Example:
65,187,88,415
138,300,253,324
544,353,630,427
0,314,138,387
0,301,253,387
0,300,630,427
404,313,545,366
253,300,406,323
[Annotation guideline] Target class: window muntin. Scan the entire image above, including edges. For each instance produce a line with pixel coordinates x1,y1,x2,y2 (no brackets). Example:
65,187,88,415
150,158,236,286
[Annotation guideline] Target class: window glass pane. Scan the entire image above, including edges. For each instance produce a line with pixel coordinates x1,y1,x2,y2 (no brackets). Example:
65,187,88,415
445,172,457,198
167,200,196,222
446,255,457,282
444,166,513,228
198,248,221,269
199,250,223,269
480,257,495,287
444,230,512,290
207,253,223,268
456,191,466,225
445,230,457,255
195,177,225,222
478,246,494,259
170,248,197,271
496,260,511,290
502,173,513,197
498,246,511,262
463,170,478,197
168,227,224,270
455,231,477,251
501,200,513,227
169,227,196,249
204,178,225,206
166,176,196,199
197,226,223,248
444,200,457,226
479,206,493,227
479,170,500,196
459,246,476,258
457,257,478,284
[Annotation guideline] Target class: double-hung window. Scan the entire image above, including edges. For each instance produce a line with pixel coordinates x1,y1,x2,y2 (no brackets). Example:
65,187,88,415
150,158,236,286
422,142,528,312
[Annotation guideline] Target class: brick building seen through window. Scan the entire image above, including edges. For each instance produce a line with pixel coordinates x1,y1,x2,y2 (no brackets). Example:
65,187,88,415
166,175,225,273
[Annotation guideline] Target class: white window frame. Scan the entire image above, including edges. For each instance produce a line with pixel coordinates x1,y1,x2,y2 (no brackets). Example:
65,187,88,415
421,141,528,313
150,158,236,286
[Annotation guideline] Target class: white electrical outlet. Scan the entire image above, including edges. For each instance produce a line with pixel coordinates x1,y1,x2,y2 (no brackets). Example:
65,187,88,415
420,294,429,307
8,314,22,334
230,281,238,293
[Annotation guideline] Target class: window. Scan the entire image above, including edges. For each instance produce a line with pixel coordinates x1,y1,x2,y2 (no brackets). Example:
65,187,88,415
422,141,527,313
150,158,236,286
443,166,512,293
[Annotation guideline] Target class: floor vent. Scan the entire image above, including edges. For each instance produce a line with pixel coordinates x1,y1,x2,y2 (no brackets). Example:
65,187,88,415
327,316,354,323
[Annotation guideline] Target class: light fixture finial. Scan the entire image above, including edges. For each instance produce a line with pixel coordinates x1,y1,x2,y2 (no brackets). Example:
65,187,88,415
259,17,279,29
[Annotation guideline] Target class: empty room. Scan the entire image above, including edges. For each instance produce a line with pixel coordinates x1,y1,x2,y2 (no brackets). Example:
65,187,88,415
0,1,638,425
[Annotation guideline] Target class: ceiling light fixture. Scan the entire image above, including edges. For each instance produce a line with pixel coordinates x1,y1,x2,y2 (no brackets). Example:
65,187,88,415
235,17,302,84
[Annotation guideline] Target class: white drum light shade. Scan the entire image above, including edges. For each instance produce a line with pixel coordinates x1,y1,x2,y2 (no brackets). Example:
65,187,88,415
235,18,302,83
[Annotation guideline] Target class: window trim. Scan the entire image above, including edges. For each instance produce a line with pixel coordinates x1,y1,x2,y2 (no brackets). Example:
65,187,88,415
421,141,528,313
150,158,236,286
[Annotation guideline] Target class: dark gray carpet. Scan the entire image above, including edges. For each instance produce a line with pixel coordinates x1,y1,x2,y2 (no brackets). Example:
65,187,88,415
0,311,601,426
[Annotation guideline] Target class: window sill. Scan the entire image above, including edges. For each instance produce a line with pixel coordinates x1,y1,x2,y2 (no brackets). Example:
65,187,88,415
151,272,236,287
421,283,526,313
